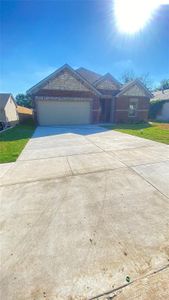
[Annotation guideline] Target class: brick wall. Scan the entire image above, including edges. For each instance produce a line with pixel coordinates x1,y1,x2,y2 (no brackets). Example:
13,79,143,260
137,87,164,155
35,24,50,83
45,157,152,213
115,96,149,123
91,96,100,123
35,89,94,98
115,110,149,123
116,96,150,109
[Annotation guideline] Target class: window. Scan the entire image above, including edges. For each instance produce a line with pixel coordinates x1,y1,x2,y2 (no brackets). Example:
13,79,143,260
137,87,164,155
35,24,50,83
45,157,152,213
128,99,138,117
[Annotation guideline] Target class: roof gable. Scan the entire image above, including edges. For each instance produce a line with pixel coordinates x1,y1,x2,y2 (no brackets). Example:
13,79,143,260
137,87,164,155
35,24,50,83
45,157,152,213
116,80,153,98
27,64,101,96
42,69,90,92
0,93,16,109
94,73,121,90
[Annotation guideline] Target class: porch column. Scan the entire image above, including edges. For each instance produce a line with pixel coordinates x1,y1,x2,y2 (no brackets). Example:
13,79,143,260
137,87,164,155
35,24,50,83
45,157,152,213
91,96,100,123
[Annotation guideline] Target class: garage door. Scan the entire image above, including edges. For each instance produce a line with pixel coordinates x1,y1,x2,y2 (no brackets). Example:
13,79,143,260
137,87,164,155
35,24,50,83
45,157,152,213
37,100,91,125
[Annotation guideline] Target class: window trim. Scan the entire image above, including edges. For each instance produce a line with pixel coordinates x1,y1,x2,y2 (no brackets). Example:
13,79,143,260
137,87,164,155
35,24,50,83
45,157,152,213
128,98,138,117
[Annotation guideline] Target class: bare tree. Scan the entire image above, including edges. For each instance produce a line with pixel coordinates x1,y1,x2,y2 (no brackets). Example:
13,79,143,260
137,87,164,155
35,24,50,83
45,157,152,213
121,69,152,90
121,69,136,83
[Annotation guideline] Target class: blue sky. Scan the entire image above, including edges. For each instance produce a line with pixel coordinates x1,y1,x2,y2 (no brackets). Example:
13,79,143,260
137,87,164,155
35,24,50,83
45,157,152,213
1,0,169,96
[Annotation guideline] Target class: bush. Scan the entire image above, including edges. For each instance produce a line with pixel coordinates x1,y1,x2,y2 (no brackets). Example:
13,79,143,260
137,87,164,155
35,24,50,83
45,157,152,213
16,94,32,108
149,100,164,120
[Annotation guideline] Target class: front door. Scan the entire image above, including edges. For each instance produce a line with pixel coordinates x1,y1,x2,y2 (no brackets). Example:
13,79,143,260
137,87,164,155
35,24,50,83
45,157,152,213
100,99,111,122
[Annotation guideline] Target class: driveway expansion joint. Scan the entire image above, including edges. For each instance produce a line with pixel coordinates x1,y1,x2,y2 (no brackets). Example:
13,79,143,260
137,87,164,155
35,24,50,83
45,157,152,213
0,166,128,187
88,263,169,300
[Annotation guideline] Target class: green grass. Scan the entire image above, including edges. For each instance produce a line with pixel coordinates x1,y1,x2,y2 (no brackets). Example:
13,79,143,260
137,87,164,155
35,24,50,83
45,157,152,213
103,122,169,145
0,121,36,163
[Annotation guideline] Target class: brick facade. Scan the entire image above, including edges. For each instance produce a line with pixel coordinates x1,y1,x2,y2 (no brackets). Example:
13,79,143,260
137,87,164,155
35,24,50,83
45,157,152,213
115,96,149,123
92,97,100,123
115,110,149,123
34,89,94,98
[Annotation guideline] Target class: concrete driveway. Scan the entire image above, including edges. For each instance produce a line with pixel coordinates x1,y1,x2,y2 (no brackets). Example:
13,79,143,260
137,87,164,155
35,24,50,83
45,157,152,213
0,125,169,299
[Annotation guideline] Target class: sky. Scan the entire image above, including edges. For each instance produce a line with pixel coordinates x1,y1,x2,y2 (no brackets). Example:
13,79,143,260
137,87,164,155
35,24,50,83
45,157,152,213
1,0,169,96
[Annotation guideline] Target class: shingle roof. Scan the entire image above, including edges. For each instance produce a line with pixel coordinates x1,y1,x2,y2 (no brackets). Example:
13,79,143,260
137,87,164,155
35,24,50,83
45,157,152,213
152,89,169,101
0,93,13,109
76,67,101,84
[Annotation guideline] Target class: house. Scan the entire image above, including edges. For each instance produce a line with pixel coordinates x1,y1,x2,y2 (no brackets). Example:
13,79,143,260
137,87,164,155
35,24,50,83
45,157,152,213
0,93,19,127
150,89,169,121
27,64,153,126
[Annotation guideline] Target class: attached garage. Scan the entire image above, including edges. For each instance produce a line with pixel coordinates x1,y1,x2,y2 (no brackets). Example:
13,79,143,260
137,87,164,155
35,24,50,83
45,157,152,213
27,64,103,125
37,99,91,125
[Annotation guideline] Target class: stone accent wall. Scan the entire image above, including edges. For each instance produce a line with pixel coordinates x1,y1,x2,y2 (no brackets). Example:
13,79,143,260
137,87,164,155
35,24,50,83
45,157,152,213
95,79,118,90
42,70,89,91
123,84,148,97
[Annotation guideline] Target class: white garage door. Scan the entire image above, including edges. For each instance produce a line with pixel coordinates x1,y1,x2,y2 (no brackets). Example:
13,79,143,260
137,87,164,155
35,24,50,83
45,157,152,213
37,100,91,125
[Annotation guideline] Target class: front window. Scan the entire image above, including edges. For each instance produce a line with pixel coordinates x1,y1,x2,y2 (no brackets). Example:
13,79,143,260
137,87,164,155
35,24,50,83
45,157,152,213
128,99,138,117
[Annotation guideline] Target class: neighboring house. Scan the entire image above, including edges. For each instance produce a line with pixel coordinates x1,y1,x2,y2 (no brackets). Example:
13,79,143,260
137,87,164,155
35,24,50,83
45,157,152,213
151,89,169,121
27,64,153,125
17,105,33,123
0,93,19,126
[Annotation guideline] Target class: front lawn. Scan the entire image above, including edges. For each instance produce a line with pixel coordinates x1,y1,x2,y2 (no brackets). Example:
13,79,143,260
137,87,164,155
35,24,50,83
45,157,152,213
103,122,169,145
0,121,36,163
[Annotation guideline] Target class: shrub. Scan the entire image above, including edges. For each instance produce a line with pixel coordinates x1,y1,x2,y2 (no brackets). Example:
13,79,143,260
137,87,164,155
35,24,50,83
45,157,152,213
149,100,164,120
